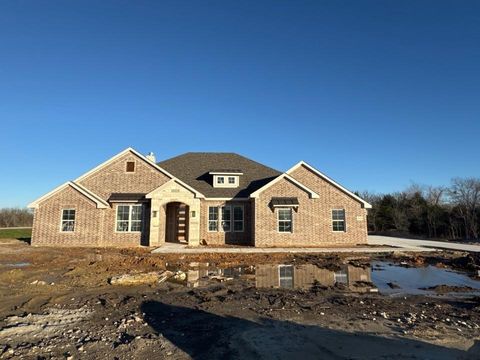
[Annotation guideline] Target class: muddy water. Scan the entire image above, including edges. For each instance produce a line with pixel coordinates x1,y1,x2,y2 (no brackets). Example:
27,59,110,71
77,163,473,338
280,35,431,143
0,262,30,268
169,261,480,297
372,261,480,296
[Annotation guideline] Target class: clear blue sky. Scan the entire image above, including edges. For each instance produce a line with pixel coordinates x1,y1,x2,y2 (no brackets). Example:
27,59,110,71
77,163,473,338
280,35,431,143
1,1,479,207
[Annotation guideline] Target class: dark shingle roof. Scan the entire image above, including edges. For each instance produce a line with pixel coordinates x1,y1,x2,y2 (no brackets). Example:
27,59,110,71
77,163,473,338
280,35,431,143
270,197,299,206
158,153,281,198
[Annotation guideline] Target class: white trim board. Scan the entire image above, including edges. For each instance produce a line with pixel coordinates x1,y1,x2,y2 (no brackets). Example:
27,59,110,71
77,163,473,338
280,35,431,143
28,181,109,209
250,173,320,199
74,147,205,199
286,161,372,209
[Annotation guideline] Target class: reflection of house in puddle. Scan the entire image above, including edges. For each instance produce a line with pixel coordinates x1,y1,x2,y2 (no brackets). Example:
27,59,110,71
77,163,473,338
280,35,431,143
185,263,254,288
183,262,376,292
256,264,376,292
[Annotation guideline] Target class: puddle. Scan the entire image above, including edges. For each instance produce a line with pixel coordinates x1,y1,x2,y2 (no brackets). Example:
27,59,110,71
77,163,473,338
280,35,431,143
169,263,375,293
168,261,480,297
371,261,480,296
0,262,30,268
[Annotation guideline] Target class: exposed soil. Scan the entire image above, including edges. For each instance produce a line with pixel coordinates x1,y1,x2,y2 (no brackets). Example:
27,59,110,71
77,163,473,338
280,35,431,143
0,239,479,359
420,285,476,294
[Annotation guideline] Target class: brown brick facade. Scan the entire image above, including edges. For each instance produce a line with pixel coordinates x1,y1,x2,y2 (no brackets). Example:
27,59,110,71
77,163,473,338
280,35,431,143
77,153,170,201
200,200,252,245
253,165,368,247
31,186,105,246
31,151,167,247
30,149,368,248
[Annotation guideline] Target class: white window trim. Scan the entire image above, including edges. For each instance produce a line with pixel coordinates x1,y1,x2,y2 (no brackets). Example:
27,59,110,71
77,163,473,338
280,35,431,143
60,208,76,233
221,205,232,232
213,175,239,188
207,206,219,232
278,264,294,288
207,205,244,233
277,208,293,233
332,209,346,232
115,204,143,233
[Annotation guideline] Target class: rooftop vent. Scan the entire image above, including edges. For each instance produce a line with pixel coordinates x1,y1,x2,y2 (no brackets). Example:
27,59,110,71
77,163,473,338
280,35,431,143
146,152,156,163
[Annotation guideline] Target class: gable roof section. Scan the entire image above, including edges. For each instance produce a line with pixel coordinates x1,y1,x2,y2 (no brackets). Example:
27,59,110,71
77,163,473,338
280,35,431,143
28,181,109,209
250,173,320,199
75,147,205,198
158,152,281,198
286,161,372,209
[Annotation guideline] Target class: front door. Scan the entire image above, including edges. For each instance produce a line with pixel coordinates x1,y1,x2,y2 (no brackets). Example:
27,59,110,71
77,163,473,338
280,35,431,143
166,202,189,243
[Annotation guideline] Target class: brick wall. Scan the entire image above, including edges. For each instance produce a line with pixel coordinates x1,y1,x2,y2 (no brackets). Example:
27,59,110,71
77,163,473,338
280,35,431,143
31,186,104,246
254,166,368,247
32,151,167,247
77,152,170,200
288,165,368,245
200,200,252,245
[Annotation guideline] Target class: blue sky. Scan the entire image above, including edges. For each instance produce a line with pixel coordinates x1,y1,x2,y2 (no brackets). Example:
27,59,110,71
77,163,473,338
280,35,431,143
1,1,479,207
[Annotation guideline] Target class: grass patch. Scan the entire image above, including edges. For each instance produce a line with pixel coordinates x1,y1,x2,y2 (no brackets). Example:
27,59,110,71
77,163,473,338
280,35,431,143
0,228,32,239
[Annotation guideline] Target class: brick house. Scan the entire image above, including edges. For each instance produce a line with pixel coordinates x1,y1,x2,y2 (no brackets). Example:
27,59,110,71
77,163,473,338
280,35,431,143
28,148,371,247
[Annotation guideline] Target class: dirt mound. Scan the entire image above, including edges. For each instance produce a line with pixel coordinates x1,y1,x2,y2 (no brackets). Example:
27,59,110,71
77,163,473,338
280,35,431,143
420,285,476,294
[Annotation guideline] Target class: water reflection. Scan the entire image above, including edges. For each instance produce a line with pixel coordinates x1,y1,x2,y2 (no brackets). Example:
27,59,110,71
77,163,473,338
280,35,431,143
256,264,373,291
182,263,374,292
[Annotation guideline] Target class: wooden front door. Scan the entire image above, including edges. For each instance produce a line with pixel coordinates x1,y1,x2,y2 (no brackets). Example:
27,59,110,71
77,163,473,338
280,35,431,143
166,202,189,243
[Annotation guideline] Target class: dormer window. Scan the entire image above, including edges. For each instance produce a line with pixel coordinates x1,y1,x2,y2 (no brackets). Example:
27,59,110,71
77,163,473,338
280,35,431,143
209,170,243,188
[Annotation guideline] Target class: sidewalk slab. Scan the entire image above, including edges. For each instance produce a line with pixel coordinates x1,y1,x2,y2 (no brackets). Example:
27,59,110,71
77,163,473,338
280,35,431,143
151,245,434,254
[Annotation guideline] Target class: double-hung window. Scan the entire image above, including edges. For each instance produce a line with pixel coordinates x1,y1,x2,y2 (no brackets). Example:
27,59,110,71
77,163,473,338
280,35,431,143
116,205,143,232
277,208,293,233
332,209,346,232
61,209,76,232
233,206,244,232
279,265,294,288
208,205,244,232
221,206,231,232
208,207,219,231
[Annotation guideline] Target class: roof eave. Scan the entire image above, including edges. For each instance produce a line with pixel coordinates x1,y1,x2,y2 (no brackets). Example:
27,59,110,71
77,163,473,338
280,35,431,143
286,161,372,209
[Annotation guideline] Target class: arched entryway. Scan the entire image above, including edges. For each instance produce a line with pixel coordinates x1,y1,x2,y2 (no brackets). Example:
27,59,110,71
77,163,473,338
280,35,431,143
165,202,189,244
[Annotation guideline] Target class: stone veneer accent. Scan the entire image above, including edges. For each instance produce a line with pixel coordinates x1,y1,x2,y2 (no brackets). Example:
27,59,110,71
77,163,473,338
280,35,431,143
30,150,368,248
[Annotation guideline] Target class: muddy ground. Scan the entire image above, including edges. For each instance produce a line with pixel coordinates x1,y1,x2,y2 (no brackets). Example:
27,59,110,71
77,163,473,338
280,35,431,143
0,239,479,359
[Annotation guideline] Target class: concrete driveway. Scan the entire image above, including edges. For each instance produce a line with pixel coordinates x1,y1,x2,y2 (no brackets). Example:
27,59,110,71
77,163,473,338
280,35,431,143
368,235,480,253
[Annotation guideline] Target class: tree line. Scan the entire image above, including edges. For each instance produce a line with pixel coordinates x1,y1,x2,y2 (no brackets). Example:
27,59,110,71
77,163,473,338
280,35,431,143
0,208,33,228
360,177,480,241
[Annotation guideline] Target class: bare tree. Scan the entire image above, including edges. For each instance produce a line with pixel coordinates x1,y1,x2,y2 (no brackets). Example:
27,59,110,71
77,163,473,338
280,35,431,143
0,208,33,228
448,178,480,239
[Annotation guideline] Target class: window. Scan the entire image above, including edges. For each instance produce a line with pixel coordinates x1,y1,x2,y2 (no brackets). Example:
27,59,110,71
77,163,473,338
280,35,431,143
279,265,294,288
233,206,244,232
116,205,143,232
213,174,239,188
208,207,219,231
278,208,292,232
221,206,231,232
126,161,135,172
209,205,244,232
61,209,76,232
332,209,346,232
334,269,348,284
